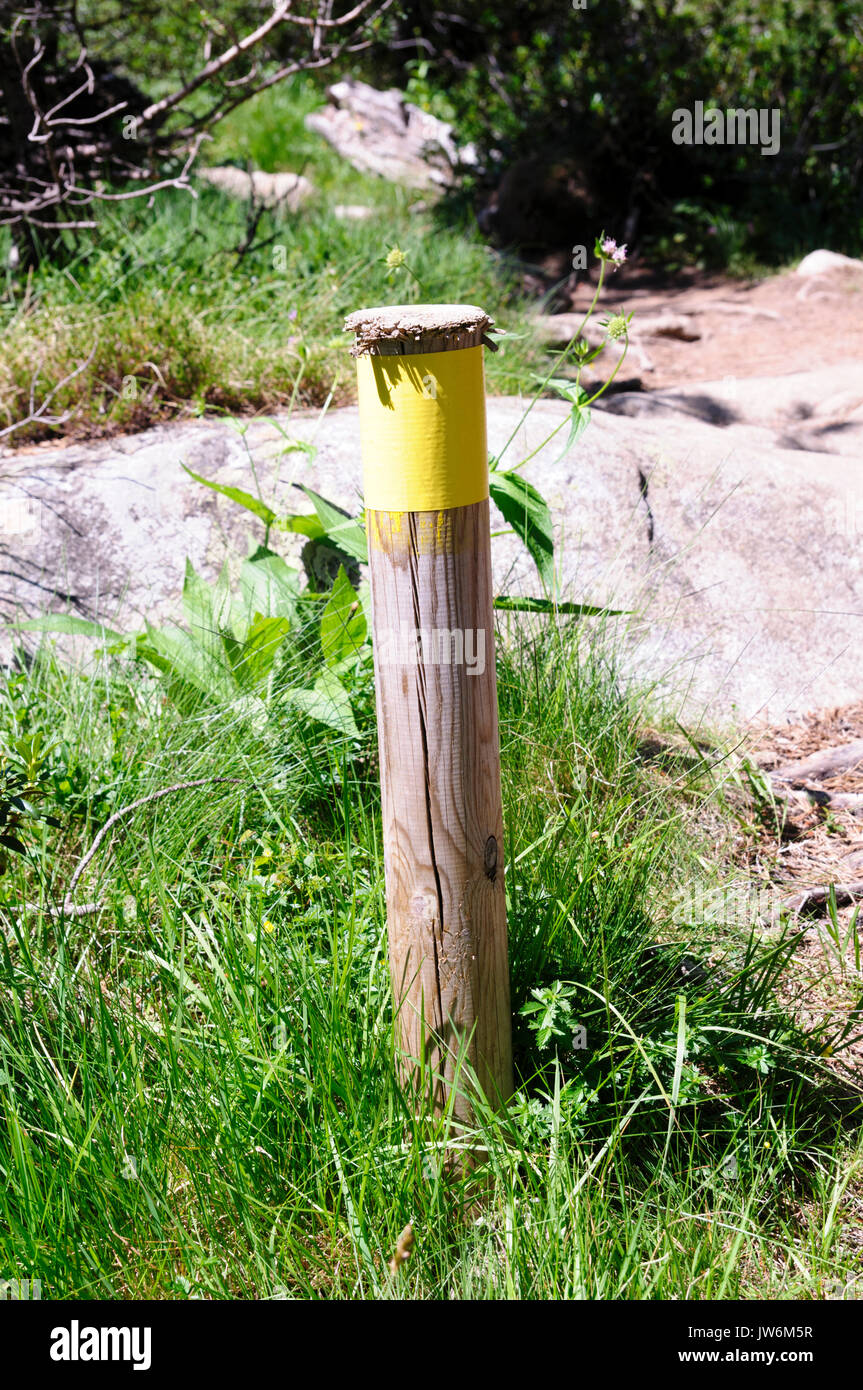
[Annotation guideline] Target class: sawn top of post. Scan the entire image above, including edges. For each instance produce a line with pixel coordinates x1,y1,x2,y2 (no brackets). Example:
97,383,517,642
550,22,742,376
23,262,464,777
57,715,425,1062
344,303,496,356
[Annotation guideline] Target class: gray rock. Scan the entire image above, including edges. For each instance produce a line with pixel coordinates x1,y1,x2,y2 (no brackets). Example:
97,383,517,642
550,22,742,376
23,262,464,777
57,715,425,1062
198,168,313,210
597,362,863,457
796,249,863,277
304,79,477,190
1,380,861,729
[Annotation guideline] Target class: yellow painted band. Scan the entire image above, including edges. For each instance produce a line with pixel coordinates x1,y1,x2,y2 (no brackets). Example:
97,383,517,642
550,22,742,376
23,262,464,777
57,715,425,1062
355,345,488,511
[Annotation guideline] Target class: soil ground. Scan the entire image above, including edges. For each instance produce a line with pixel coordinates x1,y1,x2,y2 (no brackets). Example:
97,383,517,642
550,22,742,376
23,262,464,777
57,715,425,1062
571,259,863,391
739,703,863,1081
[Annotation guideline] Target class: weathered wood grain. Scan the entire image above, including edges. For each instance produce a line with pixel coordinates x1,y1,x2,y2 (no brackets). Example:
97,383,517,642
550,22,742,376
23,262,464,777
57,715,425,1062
368,501,513,1120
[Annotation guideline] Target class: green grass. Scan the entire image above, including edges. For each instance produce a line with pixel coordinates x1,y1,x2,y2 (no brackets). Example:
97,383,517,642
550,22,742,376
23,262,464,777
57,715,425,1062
1,73,861,1301
1,602,860,1300
0,77,539,445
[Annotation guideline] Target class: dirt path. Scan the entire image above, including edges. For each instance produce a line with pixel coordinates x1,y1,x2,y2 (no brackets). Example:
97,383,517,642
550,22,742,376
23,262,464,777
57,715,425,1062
570,258,863,391
737,704,863,1079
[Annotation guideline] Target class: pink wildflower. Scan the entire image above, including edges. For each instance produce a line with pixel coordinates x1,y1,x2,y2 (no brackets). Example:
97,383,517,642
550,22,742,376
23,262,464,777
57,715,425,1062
601,237,627,265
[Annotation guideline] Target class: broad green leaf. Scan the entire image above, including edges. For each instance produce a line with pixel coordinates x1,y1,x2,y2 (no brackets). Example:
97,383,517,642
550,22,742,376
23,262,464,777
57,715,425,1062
10,615,126,642
292,485,349,530
324,518,368,565
240,547,299,621
285,670,358,738
182,557,214,632
181,559,235,658
494,596,626,616
181,464,277,528
226,694,269,732
131,642,206,713
274,513,327,540
489,471,555,589
219,628,244,685
294,485,368,564
320,566,367,668
243,614,291,682
539,376,588,404
136,624,234,701
222,615,290,690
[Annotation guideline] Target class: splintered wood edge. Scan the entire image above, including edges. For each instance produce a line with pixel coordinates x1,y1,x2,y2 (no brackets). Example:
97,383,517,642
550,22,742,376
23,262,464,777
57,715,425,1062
344,303,497,356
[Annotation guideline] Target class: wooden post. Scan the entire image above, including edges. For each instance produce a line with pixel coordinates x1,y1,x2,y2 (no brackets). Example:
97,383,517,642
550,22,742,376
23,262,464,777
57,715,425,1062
344,304,513,1123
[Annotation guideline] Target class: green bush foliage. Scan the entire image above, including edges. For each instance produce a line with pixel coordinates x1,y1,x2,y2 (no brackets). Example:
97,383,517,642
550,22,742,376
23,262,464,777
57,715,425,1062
391,1,863,265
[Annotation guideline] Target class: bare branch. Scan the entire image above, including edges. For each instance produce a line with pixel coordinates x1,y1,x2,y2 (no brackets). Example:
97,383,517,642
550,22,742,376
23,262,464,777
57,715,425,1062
0,0,393,259
61,132,206,203
0,343,98,443
49,100,128,128
138,1,295,128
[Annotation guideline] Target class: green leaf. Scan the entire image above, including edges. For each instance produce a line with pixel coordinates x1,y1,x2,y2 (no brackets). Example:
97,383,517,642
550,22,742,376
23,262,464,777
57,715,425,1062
244,614,291,680
226,693,269,732
320,520,368,566
293,485,350,530
543,377,592,456
278,438,318,460
181,464,277,528
285,670,359,738
536,376,581,403
320,566,367,668
9,615,126,642
0,833,26,855
494,596,626,616
240,547,299,621
181,559,237,657
274,513,327,540
182,557,213,632
293,485,368,564
489,471,555,589
223,615,291,690
135,624,233,702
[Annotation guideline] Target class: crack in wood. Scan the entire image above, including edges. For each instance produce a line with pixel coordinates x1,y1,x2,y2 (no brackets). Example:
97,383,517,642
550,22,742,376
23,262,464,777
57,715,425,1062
366,498,513,1117
409,511,447,1061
